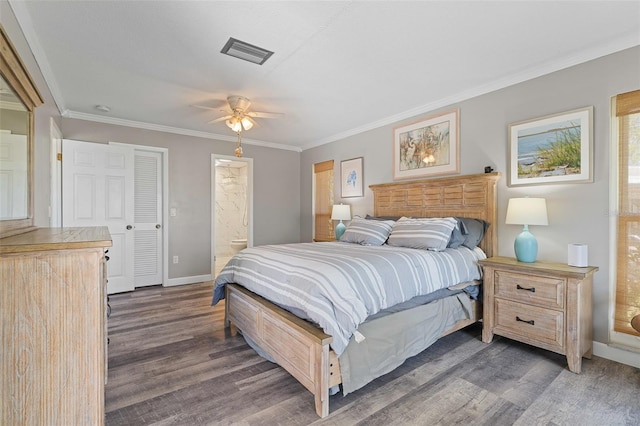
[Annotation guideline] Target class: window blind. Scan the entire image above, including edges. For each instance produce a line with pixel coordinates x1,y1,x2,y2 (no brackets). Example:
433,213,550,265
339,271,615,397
614,89,640,336
313,160,334,241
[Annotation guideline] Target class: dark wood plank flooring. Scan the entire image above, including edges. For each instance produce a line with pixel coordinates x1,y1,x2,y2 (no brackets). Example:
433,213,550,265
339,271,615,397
106,282,640,425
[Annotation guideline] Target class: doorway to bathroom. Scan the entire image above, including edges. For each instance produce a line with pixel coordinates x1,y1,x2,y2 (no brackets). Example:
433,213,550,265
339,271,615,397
211,154,253,278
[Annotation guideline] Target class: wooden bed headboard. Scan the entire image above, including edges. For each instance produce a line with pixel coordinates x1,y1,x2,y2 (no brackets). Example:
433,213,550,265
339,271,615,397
369,172,501,258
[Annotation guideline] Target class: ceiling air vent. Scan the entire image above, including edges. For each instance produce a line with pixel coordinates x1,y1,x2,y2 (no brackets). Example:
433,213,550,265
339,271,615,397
221,37,273,65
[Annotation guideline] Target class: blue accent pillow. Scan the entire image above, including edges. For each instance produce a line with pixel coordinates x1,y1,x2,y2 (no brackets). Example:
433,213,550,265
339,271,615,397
365,214,402,221
447,218,467,249
458,218,490,249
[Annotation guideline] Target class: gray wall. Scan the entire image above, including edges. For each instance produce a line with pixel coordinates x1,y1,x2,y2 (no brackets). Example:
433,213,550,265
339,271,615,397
61,119,301,279
301,46,640,344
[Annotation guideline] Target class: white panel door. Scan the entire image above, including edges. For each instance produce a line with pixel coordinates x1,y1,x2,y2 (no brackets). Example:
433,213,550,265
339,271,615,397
62,139,135,294
134,151,163,287
0,131,28,219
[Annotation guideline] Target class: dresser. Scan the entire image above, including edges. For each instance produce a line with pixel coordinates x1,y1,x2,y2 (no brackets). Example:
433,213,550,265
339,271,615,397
0,227,112,425
479,256,598,373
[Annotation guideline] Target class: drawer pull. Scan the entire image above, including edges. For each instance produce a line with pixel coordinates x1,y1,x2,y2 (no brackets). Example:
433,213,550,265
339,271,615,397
516,284,535,293
516,316,535,326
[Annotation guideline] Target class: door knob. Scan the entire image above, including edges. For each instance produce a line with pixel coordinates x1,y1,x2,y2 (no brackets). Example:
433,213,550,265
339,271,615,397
126,225,133,230
156,224,161,229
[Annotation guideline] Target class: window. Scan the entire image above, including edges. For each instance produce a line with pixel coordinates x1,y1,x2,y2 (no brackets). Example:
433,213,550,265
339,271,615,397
313,160,334,241
614,89,640,337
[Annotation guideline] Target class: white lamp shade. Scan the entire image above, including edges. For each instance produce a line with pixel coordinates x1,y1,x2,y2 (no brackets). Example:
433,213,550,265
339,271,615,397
240,117,254,131
505,198,548,226
331,204,351,221
226,116,254,132
226,117,243,133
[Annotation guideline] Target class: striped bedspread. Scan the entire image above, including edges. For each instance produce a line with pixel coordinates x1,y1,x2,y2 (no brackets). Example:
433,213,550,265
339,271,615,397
212,242,485,355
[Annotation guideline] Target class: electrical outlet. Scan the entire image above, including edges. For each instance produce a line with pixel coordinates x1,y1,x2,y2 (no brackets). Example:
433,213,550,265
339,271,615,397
173,256,179,264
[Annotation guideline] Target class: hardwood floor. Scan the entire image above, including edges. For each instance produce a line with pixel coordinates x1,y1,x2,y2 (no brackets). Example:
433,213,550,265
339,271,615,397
106,282,640,425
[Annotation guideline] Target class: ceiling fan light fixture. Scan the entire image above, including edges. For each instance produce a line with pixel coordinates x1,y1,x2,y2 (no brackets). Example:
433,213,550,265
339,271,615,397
226,115,254,133
240,117,254,131
226,117,243,133
221,37,274,65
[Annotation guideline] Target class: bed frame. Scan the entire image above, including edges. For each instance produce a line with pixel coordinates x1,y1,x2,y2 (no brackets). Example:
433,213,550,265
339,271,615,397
224,172,500,417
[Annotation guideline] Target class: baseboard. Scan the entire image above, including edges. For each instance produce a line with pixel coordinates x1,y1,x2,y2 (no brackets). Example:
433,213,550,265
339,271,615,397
165,274,213,287
593,341,640,369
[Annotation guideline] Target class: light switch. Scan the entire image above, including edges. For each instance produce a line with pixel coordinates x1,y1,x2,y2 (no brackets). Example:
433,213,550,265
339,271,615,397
170,208,177,217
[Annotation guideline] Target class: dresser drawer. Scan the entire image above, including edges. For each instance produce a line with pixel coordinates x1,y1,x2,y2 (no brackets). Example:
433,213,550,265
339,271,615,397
495,271,564,309
494,298,564,350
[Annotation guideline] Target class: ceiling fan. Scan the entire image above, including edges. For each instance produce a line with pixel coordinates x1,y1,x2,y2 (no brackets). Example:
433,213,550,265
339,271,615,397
195,95,283,130
194,95,283,157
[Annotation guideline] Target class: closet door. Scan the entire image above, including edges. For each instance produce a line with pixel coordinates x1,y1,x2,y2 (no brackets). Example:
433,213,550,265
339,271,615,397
134,150,163,287
62,139,135,293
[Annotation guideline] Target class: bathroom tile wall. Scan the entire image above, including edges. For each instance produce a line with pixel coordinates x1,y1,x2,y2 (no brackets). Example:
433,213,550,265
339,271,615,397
215,165,248,257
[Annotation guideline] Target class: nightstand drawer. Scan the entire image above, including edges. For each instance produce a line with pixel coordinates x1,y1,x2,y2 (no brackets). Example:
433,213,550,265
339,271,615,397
494,298,564,350
495,271,564,309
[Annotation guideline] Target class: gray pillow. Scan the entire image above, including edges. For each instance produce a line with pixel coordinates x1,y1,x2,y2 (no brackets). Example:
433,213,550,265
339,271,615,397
339,218,395,246
447,218,467,249
387,217,458,251
458,218,490,249
365,214,401,221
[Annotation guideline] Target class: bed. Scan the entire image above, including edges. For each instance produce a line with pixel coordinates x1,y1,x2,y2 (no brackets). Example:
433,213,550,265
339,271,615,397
212,172,500,417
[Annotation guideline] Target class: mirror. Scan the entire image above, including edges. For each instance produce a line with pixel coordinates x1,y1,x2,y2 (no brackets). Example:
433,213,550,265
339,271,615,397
0,25,43,238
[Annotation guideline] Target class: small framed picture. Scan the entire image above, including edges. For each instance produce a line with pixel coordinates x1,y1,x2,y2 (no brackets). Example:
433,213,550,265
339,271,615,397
393,109,460,180
341,157,364,198
508,106,593,186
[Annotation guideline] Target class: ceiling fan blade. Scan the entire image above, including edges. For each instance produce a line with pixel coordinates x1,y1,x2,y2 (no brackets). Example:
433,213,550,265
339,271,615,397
207,115,232,124
192,104,224,111
247,111,284,119
193,105,215,111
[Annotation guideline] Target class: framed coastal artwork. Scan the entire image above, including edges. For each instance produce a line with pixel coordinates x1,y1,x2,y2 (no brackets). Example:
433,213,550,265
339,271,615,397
341,157,364,197
508,106,593,187
393,109,459,180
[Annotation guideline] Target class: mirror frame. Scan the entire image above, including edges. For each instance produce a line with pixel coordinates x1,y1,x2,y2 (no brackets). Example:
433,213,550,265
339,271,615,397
0,24,44,238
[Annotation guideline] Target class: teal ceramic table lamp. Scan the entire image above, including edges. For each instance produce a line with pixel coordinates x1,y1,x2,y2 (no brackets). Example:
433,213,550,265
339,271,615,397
505,197,548,262
331,204,351,240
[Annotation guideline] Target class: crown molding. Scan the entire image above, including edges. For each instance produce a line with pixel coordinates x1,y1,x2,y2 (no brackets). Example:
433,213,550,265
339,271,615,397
63,110,302,152
0,100,26,111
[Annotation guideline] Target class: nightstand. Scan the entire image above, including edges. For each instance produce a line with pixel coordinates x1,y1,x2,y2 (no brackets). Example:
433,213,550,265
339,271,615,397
479,256,598,373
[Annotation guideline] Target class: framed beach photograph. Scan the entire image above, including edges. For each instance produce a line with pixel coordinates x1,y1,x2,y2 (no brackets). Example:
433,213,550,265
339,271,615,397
508,106,593,187
341,157,364,197
393,109,459,180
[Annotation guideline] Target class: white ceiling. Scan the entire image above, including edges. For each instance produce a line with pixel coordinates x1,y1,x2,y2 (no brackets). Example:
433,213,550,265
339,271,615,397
10,1,640,152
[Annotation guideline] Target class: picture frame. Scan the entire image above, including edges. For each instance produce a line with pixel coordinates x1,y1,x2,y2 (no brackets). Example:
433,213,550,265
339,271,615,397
393,109,459,180
340,157,364,198
508,106,593,187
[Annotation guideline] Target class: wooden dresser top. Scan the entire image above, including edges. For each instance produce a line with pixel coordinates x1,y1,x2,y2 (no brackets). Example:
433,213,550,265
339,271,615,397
0,227,112,254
